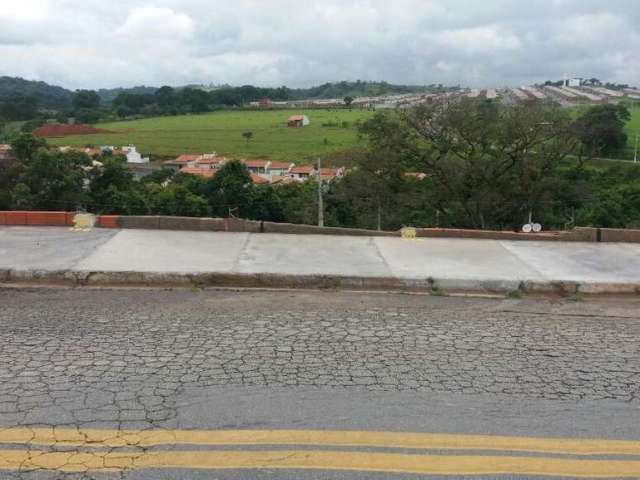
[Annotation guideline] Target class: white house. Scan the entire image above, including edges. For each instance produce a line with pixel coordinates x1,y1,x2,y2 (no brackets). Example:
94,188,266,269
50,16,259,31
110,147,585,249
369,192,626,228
123,145,149,164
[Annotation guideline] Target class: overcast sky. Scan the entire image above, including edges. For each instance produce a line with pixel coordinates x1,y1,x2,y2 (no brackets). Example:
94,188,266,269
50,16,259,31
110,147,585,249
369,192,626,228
1,0,638,90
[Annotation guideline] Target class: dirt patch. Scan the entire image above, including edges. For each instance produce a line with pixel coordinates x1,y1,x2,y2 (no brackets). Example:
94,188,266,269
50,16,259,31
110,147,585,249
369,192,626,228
33,123,114,137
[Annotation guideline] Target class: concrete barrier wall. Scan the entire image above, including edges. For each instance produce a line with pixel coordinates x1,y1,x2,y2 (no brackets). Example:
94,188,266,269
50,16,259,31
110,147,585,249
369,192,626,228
570,227,599,242
118,215,229,232
261,221,398,237
117,215,160,229
224,218,262,233
599,228,640,243
0,211,74,226
1,211,639,243
96,215,120,229
158,216,205,231
199,218,226,231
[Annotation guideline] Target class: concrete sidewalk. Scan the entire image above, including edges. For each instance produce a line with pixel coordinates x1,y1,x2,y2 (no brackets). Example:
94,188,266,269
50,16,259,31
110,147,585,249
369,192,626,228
1,226,640,294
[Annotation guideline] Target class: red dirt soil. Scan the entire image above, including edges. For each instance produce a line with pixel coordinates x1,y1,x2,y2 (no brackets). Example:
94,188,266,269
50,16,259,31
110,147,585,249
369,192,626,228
33,123,113,137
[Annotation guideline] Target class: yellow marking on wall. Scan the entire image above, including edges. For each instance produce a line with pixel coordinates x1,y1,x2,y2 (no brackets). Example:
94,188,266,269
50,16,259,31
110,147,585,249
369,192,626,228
70,213,95,232
0,449,639,477
0,428,639,456
400,227,417,239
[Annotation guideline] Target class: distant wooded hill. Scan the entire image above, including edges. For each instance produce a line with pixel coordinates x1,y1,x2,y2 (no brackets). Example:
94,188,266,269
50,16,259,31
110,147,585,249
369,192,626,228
0,77,158,119
287,81,444,99
0,76,73,111
0,76,440,109
0,76,451,124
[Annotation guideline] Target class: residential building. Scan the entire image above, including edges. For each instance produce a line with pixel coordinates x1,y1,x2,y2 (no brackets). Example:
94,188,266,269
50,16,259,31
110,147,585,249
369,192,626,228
163,153,227,172
179,167,216,178
270,175,298,185
267,161,295,176
178,167,269,185
318,167,344,182
241,159,270,174
123,145,149,164
169,152,343,185
163,154,202,172
0,144,15,163
241,159,294,182
250,173,270,185
195,154,228,169
287,115,310,128
289,165,316,180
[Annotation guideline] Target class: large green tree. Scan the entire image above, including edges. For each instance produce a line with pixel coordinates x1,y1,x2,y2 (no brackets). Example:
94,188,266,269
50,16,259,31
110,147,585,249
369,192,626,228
72,90,101,123
149,183,208,217
10,148,89,211
10,133,46,161
573,104,630,157
0,94,38,121
181,88,210,113
87,156,137,212
359,98,579,229
72,90,100,110
206,160,254,217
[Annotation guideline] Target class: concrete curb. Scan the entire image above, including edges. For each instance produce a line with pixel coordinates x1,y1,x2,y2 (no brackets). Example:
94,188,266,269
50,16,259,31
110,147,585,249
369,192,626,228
2,269,639,296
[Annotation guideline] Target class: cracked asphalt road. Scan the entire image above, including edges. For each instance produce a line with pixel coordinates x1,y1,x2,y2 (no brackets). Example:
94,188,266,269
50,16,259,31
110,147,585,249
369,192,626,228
0,288,639,479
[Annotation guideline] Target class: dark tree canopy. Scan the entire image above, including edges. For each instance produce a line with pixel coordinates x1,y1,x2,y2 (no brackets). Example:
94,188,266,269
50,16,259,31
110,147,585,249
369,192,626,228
573,104,630,156
359,98,580,229
206,160,253,217
0,95,38,121
72,90,101,110
10,133,47,161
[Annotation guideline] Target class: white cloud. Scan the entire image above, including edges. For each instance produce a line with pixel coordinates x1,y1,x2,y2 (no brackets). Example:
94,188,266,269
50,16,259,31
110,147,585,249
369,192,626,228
115,6,194,41
0,0,637,89
435,26,522,54
0,0,51,21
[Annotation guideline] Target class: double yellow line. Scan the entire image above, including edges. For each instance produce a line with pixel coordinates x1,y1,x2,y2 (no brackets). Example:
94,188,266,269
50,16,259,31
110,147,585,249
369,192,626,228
0,428,639,477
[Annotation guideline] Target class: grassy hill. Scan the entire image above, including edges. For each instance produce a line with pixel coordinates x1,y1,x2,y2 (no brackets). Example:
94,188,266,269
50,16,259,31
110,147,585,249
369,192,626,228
46,108,374,161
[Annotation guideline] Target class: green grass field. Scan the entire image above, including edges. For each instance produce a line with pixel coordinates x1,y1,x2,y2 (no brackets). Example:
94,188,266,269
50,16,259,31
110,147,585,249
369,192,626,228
44,104,640,163
625,106,640,153
46,109,374,162
571,104,640,159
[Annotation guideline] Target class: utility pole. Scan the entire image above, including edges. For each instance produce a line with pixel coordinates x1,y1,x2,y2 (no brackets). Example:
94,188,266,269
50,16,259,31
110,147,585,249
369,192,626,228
317,157,324,227
634,133,639,164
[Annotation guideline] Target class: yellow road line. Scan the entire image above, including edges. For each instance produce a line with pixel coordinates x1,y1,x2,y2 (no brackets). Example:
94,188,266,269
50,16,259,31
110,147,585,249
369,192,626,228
0,428,639,456
0,449,639,477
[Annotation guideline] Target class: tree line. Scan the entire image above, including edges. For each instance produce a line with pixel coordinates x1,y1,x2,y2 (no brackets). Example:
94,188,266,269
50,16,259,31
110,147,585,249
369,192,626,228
0,77,441,129
1,99,638,230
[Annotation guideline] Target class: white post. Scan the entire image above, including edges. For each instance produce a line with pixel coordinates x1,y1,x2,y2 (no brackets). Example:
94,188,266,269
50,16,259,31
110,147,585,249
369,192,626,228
317,158,324,227
634,133,639,164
